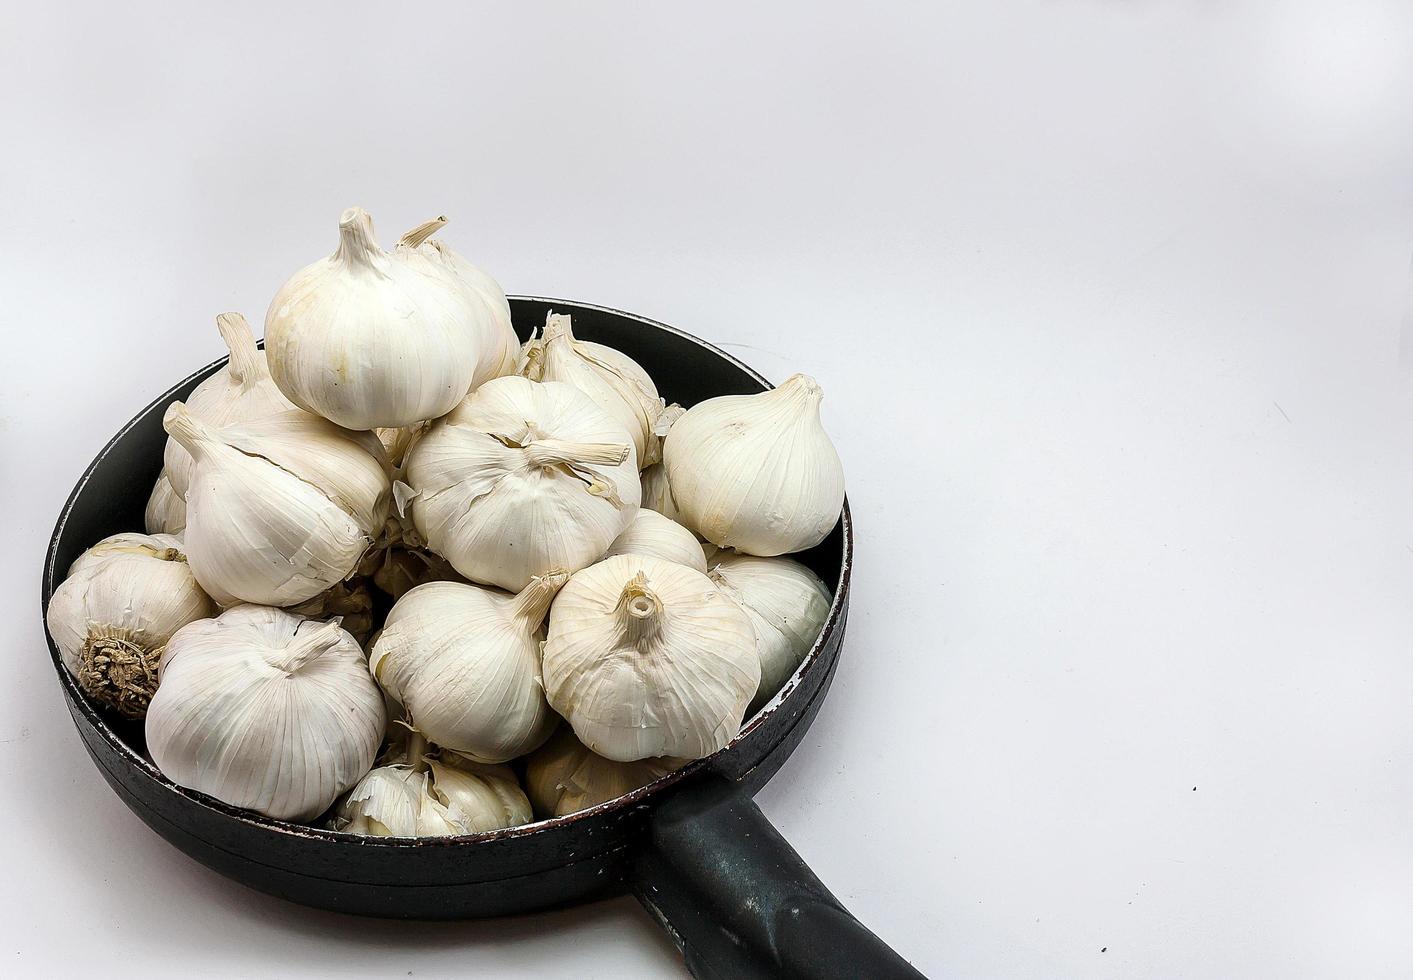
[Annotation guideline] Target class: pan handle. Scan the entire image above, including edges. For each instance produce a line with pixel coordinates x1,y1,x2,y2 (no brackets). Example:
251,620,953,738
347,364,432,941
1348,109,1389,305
630,772,926,979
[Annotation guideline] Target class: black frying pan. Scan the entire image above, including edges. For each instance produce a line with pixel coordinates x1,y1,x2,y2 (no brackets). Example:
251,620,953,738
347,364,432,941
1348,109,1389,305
41,298,923,979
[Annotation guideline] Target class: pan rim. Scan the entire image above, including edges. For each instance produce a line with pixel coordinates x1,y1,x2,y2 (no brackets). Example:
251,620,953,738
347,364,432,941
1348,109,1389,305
41,296,854,848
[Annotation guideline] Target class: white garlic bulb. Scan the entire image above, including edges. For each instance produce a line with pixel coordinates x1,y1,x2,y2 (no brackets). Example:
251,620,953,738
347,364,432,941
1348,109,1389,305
369,573,566,763
604,508,708,573
521,313,664,467
163,403,390,606
639,463,682,522
264,207,483,429
144,471,187,535
406,375,640,591
46,533,214,718
164,313,296,497
525,726,681,817
331,754,530,836
710,553,832,710
543,555,759,762
395,216,519,387
145,606,386,821
663,374,845,556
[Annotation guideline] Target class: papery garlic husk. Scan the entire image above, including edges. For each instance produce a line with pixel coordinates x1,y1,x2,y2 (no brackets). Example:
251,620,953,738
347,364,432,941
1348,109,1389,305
286,578,376,645
709,553,832,711
639,463,682,523
604,508,708,573
163,313,297,498
395,217,519,387
520,313,664,467
543,555,759,762
406,375,640,591
663,374,844,556
525,726,682,818
145,606,386,821
330,746,530,836
369,573,566,763
371,546,466,602
46,533,214,718
264,207,483,429
163,403,391,606
144,471,187,535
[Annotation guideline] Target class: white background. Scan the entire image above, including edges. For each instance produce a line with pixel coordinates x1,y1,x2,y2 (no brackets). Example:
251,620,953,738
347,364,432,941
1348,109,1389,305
3,2,1413,977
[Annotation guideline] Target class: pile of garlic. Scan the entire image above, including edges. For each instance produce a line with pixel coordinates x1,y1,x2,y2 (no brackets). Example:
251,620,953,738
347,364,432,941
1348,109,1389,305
46,207,845,832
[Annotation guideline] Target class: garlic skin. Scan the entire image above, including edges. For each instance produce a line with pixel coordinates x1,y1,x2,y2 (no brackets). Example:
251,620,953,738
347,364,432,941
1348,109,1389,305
604,508,708,573
521,313,663,467
264,207,482,429
526,726,681,818
395,217,518,387
144,471,187,535
46,533,214,718
709,554,832,710
285,578,376,645
369,574,566,763
163,313,296,498
406,375,640,592
371,547,466,602
663,374,845,556
639,463,682,523
163,403,391,606
543,555,759,762
145,606,386,821
331,756,530,836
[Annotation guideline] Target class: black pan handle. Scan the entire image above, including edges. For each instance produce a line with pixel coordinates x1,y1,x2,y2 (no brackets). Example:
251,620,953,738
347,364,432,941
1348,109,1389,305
630,773,926,979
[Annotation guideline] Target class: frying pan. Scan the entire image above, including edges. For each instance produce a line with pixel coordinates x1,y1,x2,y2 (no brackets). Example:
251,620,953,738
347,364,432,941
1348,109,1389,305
41,297,923,979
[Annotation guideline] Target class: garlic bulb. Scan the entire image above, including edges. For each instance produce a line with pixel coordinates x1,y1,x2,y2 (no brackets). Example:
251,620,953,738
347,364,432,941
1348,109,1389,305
640,463,682,522
264,207,483,429
663,374,845,556
525,726,680,817
145,606,385,821
406,375,640,591
543,555,759,762
395,217,518,386
163,313,296,497
521,313,664,467
144,471,187,535
46,533,214,718
163,404,390,606
604,508,708,573
369,573,566,763
710,553,832,709
332,748,530,836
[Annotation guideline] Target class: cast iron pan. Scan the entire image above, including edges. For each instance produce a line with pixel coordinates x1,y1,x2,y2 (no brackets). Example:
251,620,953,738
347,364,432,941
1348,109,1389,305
41,298,923,979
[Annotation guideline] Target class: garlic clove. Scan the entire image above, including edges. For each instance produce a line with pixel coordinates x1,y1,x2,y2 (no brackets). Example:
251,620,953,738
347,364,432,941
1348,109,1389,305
163,402,390,607
264,207,484,429
604,508,708,573
46,532,214,718
542,554,759,762
395,217,519,387
663,374,845,556
163,313,296,498
520,313,664,468
426,757,532,832
144,471,187,535
525,726,682,818
406,375,640,592
284,577,377,646
710,553,833,711
368,573,566,763
146,606,386,821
